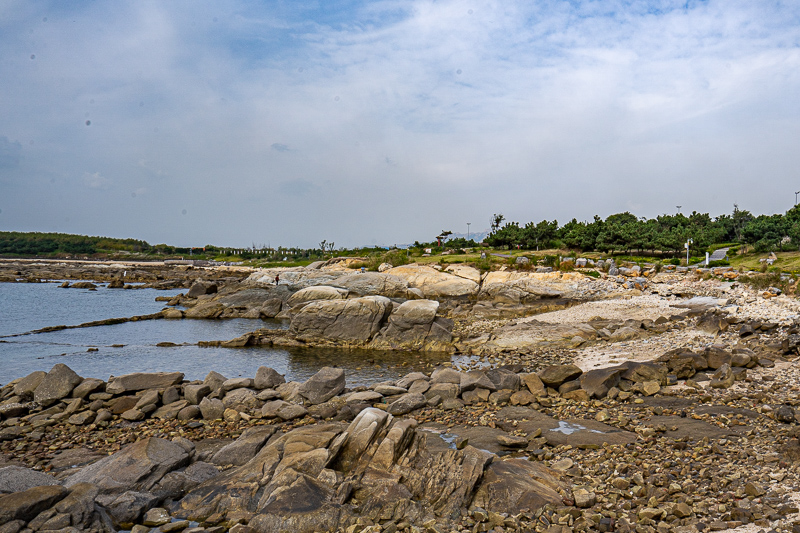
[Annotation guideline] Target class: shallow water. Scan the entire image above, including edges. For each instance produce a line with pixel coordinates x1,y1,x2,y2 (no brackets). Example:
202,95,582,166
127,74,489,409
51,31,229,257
0,282,451,386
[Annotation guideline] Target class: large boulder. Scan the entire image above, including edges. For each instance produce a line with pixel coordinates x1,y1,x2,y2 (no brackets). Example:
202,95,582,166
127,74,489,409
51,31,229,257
186,281,217,298
385,265,479,299
297,367,346,405
330,272,411,298
0,485,68,524
290,296,393,345
33,364,83,406
286,286,349,307
64,437,190,495
210,426,277,466
12,371,46,399
369,300,454,352
106,372,184,395
0,466,60,494
539,364,583,388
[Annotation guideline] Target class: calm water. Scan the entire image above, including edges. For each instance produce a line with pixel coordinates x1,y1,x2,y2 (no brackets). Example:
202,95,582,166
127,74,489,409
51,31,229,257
0,282,450,386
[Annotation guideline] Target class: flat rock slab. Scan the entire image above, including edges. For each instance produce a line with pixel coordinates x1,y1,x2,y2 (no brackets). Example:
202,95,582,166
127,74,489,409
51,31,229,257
106,372,184,395
694,405,760,419
647,415,749,441
641,397,696,410
48,447,106,473
495,407,638,448
420,423,510,455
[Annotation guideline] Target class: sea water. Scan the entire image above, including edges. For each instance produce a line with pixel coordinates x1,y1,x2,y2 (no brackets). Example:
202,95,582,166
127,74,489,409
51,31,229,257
0,282,450,386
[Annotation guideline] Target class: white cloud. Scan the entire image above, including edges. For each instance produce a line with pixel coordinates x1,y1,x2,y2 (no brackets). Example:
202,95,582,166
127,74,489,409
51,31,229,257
1,0,799,246
82,172,110,190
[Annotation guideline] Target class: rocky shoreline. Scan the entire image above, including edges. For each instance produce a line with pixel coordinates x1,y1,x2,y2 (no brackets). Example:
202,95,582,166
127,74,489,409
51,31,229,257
2,259,800,532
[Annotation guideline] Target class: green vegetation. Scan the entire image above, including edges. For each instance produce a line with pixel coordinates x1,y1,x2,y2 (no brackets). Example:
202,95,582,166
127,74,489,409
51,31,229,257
485,204,800,259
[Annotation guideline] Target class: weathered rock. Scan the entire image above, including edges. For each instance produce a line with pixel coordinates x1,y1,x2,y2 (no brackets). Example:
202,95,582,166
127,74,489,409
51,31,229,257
486,368,520,391
210,426,277,466
186,281,218,298
101,490,159,526
199,397,225,420
153,400,190,420
538,364,582,388
370,300,454,351
290,296,393,344
297,367,346,405
0,485,67,524
71,378,105,399
385,265,480,298
710,363,735,389
13,371,46,399
0,467,60,494
286,286,349,307
33,364,83,406
460,371,496,393
54,482,100,529
222,389,258,410
106,372,184,395
330,272,411,298
261,400,308,421
184,384,211,405
579,368,624,398
254,367,286,390
387,393,427,415
521,373,546,397
64,437,190,495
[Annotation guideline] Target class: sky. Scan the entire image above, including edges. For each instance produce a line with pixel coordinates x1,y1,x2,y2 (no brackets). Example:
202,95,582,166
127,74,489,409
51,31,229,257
1,0,799,249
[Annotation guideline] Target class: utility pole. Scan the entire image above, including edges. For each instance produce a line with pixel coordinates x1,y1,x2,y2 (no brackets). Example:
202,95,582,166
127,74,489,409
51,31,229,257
467,222,471,241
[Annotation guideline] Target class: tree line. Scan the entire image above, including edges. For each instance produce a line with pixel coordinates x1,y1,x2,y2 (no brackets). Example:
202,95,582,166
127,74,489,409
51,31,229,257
485,205,800,256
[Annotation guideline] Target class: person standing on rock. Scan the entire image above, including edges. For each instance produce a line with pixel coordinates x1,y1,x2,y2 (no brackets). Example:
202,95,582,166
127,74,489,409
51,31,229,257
275,274,280,285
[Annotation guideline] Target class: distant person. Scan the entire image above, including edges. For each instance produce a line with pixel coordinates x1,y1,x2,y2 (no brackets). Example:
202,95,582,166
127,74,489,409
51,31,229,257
275,274,279,285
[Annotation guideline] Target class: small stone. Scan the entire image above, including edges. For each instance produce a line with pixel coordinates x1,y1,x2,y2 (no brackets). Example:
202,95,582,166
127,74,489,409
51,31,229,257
573,487,597,508
143,508,171,527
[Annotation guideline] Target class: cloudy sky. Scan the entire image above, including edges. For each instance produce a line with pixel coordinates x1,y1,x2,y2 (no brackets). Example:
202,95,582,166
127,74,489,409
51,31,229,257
1,1,799,248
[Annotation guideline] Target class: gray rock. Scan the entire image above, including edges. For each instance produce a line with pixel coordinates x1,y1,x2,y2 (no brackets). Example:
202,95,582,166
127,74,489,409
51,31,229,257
71,378,105,399
54,482,100,529
486,368,520,391
387,392,427,415
710,363,735,389
64,437,189,495
106,372,184,395
580,368,624,398
0,485,67,524
12,371,46,399
254,367,286,390
210,426,277,466
184,384,211,405
186,281,217,298
33,364,83,406
430,367,463,384
222,388,259,409
100,490,159,526
203,371,227,392
153,400,190,419
290,295,393,344
460,370,496,393
298,367,346,405
0,467,60,494
538,364,582,387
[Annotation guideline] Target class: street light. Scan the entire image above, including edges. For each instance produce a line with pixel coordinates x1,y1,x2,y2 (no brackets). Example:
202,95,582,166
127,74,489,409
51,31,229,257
795,191,800,205
467,222,471,241
676,205,682,212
